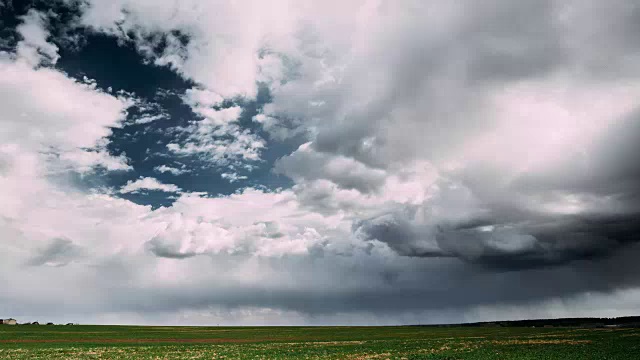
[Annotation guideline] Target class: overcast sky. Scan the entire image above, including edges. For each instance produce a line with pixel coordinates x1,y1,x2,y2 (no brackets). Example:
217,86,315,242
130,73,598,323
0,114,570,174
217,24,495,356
2,0,640,325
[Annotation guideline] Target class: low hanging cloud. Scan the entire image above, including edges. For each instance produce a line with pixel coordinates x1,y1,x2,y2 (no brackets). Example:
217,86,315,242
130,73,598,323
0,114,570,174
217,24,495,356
355,210,640,270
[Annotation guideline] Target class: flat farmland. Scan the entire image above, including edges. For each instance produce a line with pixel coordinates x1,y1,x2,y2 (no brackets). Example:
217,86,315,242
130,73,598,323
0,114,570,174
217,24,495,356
0,325,638,359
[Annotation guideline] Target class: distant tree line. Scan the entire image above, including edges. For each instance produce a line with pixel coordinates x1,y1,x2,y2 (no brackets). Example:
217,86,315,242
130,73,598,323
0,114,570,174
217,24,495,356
411,316,640,328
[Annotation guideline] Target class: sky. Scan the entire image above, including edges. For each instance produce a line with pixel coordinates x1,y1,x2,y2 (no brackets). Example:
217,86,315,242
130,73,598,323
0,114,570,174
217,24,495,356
1,0,640,326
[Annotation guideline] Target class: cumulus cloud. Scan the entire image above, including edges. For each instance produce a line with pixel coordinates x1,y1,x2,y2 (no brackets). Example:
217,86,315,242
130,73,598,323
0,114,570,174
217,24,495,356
76,0,296,98
15,9,59,66
275,142,387,193
1,11,132,176
0,58,129,152
120,177,181,194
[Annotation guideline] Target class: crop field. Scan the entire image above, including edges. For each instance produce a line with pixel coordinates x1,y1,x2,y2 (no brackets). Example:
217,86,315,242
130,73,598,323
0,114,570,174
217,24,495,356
0,325,638,359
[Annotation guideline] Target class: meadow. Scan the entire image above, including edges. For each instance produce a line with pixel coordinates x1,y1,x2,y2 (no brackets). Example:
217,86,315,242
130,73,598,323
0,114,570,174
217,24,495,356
0,324,638,359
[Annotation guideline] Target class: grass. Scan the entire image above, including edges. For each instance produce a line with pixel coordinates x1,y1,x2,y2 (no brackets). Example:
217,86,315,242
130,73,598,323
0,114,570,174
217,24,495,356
0,324,638,359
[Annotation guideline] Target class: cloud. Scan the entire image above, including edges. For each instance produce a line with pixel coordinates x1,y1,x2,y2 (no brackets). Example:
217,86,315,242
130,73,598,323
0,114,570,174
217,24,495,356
76,0,298,98
58,150,131,173
146,238,198,259
0,41,132,175
254,0,640,274
120,177,181,194
182,88,224,108
167,130,264,166
221,172,248,183
355,209,640,270
25,238,84,267
275,142,387,193
3,0,640,326
166,87,265,166
16,9,59,66
154,165,188,175
133,114,165,125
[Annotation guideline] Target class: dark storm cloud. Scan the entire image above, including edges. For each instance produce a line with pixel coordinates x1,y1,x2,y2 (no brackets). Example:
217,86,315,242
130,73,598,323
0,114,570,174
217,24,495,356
425,112,640,270
353,212,449,258
8,240,640,321
350,170,640,268
80,240,640,318
356,205,640,271
437,214,640,270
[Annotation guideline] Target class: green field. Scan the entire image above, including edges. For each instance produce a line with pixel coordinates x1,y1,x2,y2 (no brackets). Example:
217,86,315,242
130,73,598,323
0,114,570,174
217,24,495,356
0,324,638,359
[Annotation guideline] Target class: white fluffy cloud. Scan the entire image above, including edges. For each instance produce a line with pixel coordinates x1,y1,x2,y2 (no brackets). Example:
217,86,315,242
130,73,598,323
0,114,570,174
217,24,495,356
154,165,189,175
0,11,130,180
1,11,132,175
15,9,60,66
120,177,182,194
0,57,129,152
77,0,298,98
